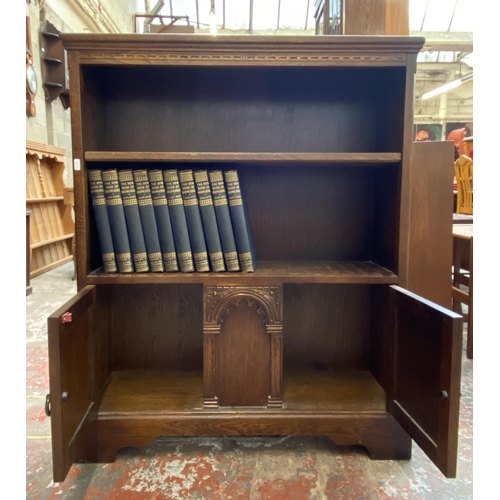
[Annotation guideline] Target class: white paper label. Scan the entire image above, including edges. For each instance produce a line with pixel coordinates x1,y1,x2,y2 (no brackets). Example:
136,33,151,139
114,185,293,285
74,158,81,171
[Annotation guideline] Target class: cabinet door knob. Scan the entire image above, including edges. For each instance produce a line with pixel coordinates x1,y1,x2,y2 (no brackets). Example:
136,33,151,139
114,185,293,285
440,390,449,400
62,391,69,402
45,394,51,416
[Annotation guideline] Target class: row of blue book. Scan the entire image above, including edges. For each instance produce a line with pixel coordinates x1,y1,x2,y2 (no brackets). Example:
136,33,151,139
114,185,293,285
88,168,257,273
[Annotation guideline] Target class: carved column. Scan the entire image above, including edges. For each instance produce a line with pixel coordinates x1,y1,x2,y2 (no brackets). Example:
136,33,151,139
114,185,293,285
203,285,283,409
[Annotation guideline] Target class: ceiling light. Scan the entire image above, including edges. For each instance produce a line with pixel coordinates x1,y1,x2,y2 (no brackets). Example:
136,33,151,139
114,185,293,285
421,72,473,100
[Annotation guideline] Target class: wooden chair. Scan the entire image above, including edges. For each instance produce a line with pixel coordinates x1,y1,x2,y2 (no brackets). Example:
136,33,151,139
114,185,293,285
452,225,473,359
454,155,473,215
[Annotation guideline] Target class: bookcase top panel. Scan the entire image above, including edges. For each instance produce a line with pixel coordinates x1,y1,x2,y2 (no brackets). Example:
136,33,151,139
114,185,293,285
61,34,425,66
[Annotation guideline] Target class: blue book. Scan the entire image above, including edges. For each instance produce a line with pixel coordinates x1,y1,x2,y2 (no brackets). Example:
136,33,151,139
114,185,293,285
132,169,164,272
88,169,118,273
179,170,210,272
118,170,150,273
101,169,134,273
163,170,195,273
148,170,179,272
224,170,258,273
193,170,225,272
208,170,240,272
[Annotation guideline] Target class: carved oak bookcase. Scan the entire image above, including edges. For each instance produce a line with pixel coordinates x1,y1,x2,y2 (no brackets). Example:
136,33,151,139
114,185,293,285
46,34,462,482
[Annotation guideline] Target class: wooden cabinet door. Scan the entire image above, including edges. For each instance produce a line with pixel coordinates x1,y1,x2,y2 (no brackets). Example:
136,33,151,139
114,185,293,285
406,140,455,309
388,285,462,477
47,286,96,482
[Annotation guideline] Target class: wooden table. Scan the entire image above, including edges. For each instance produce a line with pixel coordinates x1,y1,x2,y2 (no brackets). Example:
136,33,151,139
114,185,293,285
452,224,473,358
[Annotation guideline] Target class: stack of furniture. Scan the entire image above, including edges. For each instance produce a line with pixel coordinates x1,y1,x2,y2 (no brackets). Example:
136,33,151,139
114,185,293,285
45,34,462,483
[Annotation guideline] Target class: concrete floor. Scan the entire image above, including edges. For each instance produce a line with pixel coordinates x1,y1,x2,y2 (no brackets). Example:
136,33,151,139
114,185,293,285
26,262,473,499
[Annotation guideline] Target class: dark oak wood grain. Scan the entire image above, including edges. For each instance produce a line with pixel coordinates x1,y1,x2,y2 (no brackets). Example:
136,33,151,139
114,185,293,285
98,369,386,415
389,286,462,477
46,33,461,483
85,151,402,163
87,261,398,285
406,141,455,308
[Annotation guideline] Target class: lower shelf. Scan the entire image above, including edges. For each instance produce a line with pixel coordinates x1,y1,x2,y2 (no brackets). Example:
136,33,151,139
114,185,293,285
98,369,387,416
94,370,411,464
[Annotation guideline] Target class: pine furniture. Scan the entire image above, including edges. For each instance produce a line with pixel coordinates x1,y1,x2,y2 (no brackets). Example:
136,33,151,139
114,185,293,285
46,34,463,483
26,141,74,278
455,155,473,215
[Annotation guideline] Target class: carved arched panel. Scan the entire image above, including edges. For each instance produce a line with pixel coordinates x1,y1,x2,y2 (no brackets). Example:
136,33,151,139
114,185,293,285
203,286,283,409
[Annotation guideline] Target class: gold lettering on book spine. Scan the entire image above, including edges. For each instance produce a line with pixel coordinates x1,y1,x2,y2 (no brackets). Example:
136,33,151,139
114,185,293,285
178,251,195,272
194,252,210,271
163,252,178,272
116,253,133,273
102,253,117,273
210,252,225,272
149,252,164,272
133,252,149,272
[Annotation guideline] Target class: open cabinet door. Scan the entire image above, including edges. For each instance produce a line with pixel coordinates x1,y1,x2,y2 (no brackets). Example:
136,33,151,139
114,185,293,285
389,285,463,478
47,286,96,482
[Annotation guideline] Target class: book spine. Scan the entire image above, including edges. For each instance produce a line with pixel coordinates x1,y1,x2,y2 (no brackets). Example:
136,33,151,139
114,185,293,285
209,171,240,271
132,169,164,272
179,170,210,272
163,170,195,273
117,170,150,273
87,170,118,273
194,170,225,272
224,170,258,273
101,169,134,273
148,170,179,272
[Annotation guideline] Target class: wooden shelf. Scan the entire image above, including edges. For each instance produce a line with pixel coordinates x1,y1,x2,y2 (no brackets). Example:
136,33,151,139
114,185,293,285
26,197,64,203
43,82,63,88
87,261,397,285
43,57,63,64
84,151,402,164
31,233,74,249
98,369,386,416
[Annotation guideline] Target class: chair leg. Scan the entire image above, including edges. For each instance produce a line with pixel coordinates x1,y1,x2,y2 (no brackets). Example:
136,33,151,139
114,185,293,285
466,238,473,359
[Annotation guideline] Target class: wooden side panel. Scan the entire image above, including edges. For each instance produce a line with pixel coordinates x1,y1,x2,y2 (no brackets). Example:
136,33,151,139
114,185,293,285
389,286,462,478
369,285,393,394
407,141,455,308
47,286,96,483
386,0,409,35
344,0,386,35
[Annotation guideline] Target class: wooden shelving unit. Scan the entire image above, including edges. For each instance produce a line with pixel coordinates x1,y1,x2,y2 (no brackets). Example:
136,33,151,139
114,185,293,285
46,34,462,483
26,141,74,278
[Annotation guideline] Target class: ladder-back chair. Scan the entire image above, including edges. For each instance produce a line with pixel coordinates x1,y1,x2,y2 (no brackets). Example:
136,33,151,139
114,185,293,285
454,155,473,214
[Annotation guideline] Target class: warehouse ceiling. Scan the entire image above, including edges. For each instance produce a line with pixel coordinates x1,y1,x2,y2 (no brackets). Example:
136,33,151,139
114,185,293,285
138,0,473,120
